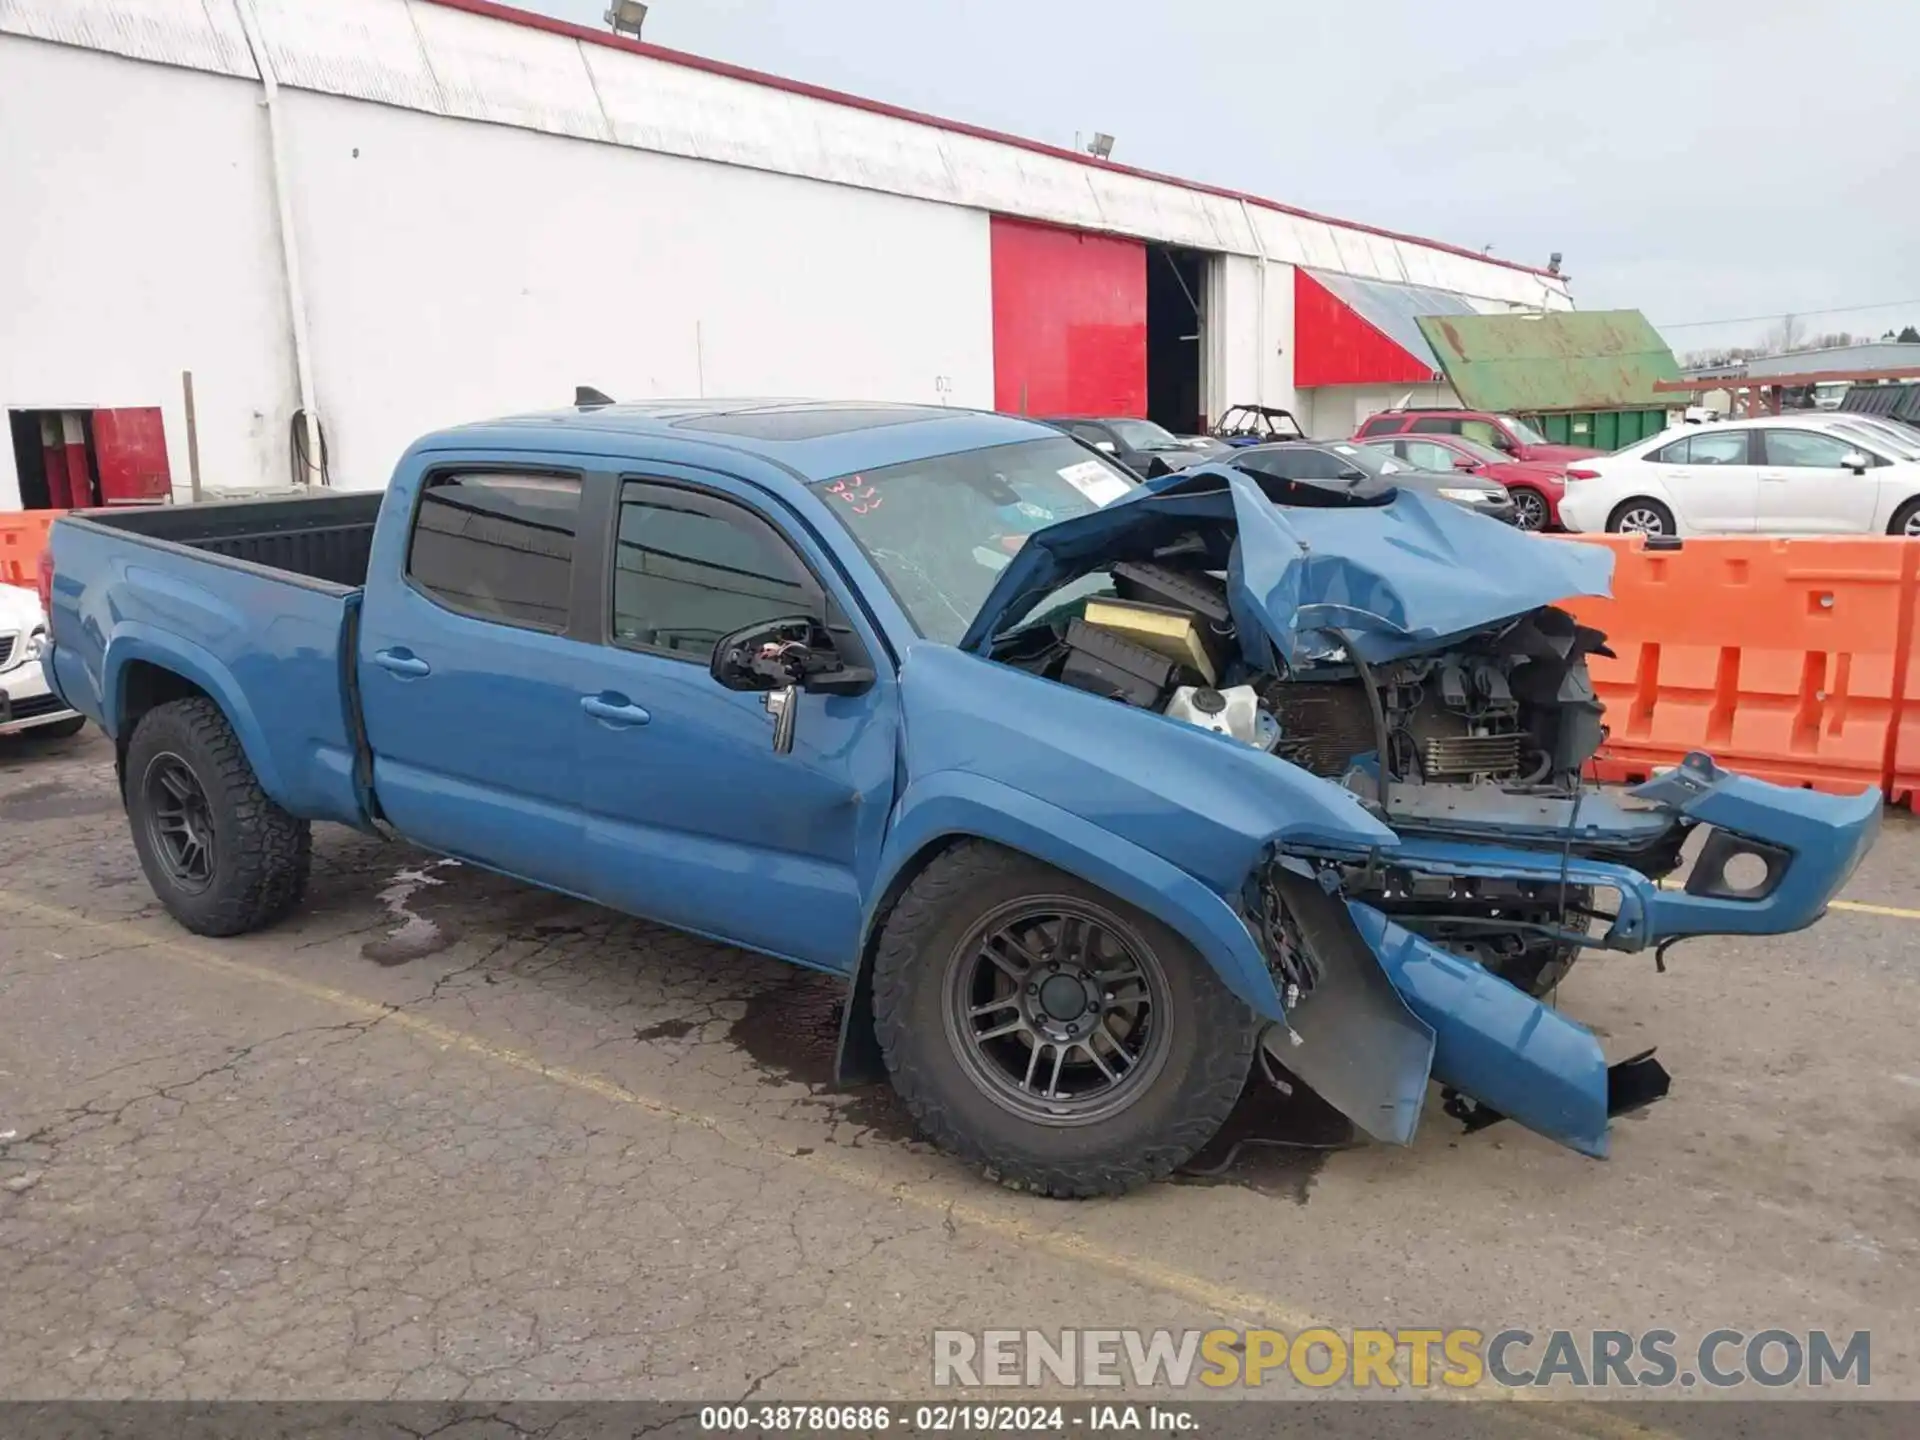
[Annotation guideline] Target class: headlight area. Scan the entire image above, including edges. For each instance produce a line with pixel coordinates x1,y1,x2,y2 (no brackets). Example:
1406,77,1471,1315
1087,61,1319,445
4,626,48,672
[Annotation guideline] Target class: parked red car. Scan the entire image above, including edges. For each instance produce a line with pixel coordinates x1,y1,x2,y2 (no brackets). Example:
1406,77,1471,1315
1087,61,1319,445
1359,431,1575,531
1355,407,1603,467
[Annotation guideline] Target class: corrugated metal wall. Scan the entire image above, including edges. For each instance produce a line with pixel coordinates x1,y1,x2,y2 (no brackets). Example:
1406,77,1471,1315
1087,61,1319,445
0,0,1576,312
990,218,1147,418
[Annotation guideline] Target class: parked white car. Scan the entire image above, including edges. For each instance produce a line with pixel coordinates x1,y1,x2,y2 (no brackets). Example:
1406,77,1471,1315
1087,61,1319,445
1556,416,1920,537
0,583,86,739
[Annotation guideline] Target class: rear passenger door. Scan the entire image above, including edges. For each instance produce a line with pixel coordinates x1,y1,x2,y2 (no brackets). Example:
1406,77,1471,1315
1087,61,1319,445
357,466,607,894
574,471,898,971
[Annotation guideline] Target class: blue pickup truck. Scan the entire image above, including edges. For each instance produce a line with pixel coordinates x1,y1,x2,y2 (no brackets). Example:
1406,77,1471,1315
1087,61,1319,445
42,401,1880,1196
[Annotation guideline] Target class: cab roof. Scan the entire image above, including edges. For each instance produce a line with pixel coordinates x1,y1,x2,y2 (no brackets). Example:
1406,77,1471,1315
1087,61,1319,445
427,400,1058,483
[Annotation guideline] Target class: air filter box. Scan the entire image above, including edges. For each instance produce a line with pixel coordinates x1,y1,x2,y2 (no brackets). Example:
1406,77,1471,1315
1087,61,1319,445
1060,618,1180,707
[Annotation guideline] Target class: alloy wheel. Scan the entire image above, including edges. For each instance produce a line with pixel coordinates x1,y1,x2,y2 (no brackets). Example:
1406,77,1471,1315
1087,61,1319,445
944,898,1171,1126
143,753,217,893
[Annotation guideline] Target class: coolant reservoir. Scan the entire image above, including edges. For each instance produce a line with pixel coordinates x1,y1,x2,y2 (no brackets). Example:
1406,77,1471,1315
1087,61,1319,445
1165,685,1281,750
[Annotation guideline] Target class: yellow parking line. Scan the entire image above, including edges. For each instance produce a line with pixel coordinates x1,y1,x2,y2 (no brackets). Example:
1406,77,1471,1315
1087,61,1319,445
1829,898,1920,921
0,891,1679,1437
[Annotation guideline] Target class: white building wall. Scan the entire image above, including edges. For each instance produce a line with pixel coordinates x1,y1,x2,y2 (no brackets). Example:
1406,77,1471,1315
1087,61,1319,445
282,90,994,489
0,39,294,507
1301,383,1460,439
0,0,1577,502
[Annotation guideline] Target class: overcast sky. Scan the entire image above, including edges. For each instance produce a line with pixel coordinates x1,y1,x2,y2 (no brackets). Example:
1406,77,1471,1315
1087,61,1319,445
528,0,1917,359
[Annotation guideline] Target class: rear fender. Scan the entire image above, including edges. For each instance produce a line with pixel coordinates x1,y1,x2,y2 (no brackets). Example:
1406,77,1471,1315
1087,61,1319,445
102,626,289,804
833,770,1285,1084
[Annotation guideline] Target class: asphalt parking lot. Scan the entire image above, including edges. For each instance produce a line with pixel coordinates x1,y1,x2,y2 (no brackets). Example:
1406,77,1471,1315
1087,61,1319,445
2,726,1917,1409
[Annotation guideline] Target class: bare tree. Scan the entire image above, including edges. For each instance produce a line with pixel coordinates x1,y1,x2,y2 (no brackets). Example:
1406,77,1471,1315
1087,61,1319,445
1766,313,1805,355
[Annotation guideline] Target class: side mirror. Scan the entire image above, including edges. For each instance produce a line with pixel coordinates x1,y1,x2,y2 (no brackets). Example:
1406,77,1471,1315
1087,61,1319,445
1452,456,1479,471
1842,451,1870,475
710,617,875,754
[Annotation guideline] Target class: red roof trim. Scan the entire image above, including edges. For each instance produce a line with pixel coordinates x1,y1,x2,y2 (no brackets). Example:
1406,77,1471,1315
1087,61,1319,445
421,0,1564,281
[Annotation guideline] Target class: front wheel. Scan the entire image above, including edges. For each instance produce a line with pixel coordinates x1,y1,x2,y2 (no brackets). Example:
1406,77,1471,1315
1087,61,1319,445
872,842,1258,1197
1888,498,1920,537
124,697,312,937
1608,498,1676,536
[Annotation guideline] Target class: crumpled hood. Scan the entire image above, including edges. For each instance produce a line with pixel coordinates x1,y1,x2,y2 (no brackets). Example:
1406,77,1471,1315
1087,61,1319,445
958,464,1614,666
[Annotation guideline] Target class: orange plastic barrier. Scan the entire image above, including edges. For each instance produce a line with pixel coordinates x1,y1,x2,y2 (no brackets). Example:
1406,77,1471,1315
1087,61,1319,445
1891,587,1920,807
1556,534,1915,797
0,511,63,588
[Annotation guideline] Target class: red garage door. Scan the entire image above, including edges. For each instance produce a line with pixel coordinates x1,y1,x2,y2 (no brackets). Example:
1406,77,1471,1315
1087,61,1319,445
990,217,1146,418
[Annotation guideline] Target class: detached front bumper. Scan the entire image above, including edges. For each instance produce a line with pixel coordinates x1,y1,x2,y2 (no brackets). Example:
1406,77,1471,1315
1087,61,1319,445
1269,752,1880,1158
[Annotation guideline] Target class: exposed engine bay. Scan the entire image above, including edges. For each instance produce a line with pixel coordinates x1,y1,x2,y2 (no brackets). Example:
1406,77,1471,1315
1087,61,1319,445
992,542,1683,995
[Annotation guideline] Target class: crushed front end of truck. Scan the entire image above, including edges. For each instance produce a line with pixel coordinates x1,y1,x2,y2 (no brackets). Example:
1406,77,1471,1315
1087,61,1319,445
962,465,1882,1159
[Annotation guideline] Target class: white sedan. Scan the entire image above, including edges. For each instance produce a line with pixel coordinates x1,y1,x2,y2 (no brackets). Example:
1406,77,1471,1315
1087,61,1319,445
1555,415,1920,537
1,582,86,739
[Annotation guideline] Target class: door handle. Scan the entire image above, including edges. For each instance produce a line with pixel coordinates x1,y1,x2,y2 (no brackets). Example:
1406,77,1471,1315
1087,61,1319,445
581,693,651,727
373,648,431,678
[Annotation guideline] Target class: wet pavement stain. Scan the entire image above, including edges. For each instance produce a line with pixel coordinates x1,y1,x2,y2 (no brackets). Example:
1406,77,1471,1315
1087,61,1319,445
727,971,920,1145
632,1016,701,1043
360,861,464,966
0,780,119,823
1173,1070,1359,1203
727,972,1366,1190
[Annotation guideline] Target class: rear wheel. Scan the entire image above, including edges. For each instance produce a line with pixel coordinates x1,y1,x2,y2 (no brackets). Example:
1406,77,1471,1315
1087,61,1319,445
1508,487,1550,532
124,698,311,937
872,842,1258,1197
1608,498,1676,536
1888,498,1920,537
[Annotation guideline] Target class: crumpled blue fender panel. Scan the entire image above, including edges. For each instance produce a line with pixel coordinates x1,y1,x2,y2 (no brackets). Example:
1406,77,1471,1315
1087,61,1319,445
1347,902,1613,1158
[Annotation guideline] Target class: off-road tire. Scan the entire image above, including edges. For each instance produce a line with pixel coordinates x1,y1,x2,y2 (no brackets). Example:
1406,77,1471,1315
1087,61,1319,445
872,841,1258,1198
124,697,311,937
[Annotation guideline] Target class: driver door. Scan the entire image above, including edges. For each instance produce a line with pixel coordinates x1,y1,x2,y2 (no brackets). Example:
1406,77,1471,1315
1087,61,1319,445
576,471,898,971
1754,428,1881,533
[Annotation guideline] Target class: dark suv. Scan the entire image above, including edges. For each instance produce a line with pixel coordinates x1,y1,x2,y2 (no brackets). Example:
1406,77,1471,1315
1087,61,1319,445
1356,407,1601,465
1037,417,1230,479
1220,439,1517,524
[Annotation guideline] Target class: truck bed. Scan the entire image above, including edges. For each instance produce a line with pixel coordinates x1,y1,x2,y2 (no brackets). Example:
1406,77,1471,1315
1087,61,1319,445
45,493,380,830
81,491,383,588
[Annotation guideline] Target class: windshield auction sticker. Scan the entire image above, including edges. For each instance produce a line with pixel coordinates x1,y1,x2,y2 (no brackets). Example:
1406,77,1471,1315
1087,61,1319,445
1057,460,1133,506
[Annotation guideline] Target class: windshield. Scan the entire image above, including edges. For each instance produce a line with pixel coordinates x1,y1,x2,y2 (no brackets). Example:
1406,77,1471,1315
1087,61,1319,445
1323,441,1404,477
1834,418,1919,460
1501,415,1549,446
1108,419,1181,449
816,437,1139,643
1448,436,1510,466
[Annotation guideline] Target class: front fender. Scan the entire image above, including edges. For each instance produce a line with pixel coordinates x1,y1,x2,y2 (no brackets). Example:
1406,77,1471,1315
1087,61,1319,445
867,770,1285,1022
102,626,292,805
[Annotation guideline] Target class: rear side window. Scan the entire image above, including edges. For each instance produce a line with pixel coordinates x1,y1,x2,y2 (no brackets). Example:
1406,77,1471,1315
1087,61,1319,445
407,471,582,632
612,483,815,658
1652,432,1751,466
1410,416,1463,436
1357,414,1402,437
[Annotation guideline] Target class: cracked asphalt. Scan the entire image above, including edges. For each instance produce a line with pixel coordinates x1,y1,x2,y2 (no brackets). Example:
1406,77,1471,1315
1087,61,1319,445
1,727,1917,1404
